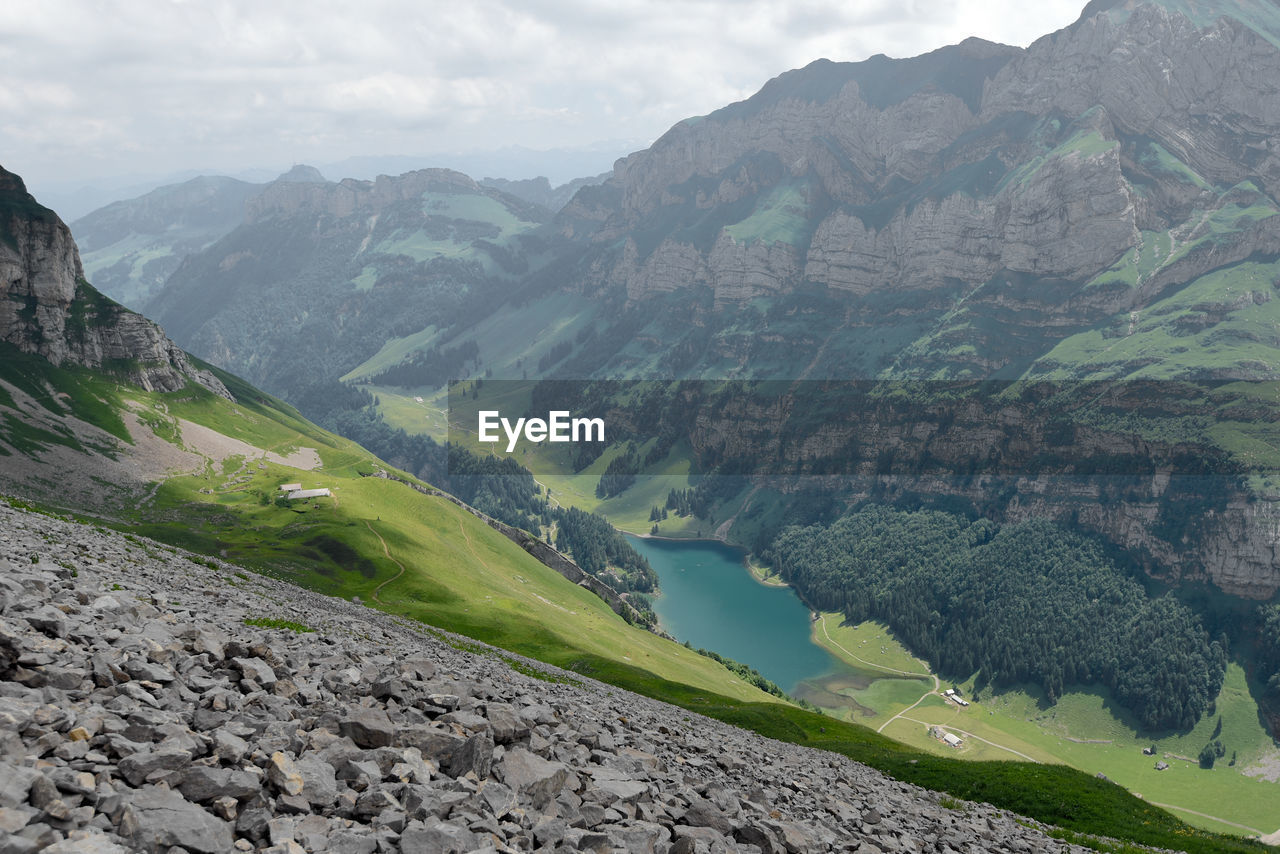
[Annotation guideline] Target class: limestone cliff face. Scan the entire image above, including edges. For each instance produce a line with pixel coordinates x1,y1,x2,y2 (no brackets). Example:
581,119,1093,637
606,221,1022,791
0,167,228,397
805,138,1139,295
567,1,1280,311
671,389,1280,598
985,2,1280,189
611,40,1020,219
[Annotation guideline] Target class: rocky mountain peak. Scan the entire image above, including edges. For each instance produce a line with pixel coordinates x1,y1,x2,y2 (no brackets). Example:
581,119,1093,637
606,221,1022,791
0,165,228,396
275,163,327,183
713,36,1022,118
567,0,1280,310
1074,0,1280,45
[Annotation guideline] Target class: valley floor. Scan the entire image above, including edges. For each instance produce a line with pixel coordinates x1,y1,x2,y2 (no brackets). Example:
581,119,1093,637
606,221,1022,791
805,614,1280,838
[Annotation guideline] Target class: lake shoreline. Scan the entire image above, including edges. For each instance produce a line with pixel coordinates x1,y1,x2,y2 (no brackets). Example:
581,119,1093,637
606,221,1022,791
630,531,790,588
624,533,839,694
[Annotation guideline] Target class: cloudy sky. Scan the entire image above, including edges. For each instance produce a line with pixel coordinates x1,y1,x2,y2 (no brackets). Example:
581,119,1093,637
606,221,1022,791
2,0,1083,202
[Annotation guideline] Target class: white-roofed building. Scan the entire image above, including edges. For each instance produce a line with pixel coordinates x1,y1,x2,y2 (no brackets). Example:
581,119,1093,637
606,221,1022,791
287,488,331,500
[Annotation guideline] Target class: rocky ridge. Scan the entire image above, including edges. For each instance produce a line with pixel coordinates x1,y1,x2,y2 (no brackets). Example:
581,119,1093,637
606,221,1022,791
577,2,1280,308
243,169,543,226
0,167,227,398
0,500,1100,854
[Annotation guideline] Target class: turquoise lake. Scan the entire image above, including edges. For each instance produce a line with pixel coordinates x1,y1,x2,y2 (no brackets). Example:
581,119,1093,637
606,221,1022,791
626,535,841,694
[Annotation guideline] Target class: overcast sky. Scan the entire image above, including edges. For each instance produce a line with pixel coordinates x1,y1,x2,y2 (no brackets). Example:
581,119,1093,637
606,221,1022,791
2,0,1084,201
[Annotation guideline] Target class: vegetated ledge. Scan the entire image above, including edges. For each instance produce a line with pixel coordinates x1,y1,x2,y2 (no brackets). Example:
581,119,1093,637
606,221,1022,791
360,469,656,631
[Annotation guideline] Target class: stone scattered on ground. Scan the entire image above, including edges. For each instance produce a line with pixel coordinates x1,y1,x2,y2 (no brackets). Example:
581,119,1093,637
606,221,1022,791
0,501,1096,852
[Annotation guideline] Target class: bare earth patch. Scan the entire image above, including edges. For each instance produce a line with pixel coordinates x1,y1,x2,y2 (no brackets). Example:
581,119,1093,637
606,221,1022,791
1242,746,1280,783
267,445,321,470
175,420,320,470
0,381,206,510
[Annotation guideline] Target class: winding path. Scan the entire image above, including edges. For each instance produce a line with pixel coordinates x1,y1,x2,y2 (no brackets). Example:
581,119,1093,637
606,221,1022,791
1145,802,1264,837
814,614,942,736
898,715,1040,763
818,614,934,680
877,692,939,735
365,520,406,606
531,476,561,510
815,616,1041,763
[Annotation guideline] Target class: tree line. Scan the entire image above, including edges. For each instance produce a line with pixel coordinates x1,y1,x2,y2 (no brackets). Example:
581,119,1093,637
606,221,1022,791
765,505,1225,730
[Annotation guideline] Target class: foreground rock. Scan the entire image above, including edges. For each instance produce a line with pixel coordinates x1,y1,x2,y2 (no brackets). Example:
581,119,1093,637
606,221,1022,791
0,501,1095,852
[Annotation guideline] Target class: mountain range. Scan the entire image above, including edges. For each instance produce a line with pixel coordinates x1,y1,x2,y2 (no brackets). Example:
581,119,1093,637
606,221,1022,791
85,0,1280,598
6,0,1280,848
12,154,1263,852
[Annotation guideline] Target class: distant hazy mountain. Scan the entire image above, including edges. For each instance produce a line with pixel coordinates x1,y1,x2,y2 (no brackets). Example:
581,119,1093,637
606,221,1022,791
143,168,553,405
70,175,263,309
318,140,643,188
480,173,610,213
70,165,602,315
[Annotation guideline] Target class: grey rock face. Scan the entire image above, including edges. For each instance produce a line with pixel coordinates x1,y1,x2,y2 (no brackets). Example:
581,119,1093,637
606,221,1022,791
0,500,1098,853
178,766,261,803
0,167,228,398
581,6,1280,307
116,749,190,787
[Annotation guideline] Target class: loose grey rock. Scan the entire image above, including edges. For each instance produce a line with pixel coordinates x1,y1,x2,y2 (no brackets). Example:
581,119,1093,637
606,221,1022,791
294,755,338,807
446,732,493,779
0,766,39,809
398,819,479,854
117,748,190,787
231,656,276,688
121,786,233,853
339,708,395,748
23,605,67,638
40,831,128,854
497,748,570,807
267,752,304,796
177,766,261,803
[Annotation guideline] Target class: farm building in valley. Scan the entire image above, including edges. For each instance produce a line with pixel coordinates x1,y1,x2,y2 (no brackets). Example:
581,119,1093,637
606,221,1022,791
287,488,331,500
278,482,331,500
928,726,964,748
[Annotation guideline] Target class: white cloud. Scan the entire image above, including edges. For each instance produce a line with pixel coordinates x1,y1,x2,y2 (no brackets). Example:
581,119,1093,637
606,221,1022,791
0,0,1085,192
